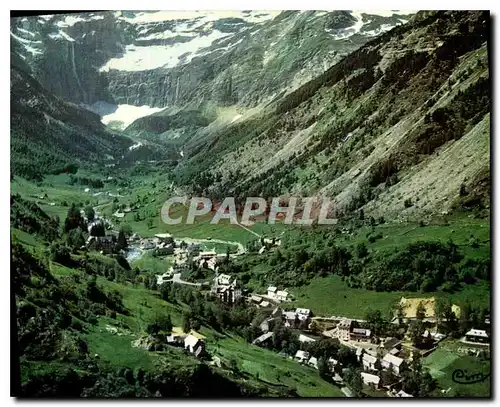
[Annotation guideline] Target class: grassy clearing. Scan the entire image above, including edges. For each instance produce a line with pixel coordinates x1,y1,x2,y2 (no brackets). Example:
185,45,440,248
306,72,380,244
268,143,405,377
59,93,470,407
286,275,490,319
213,337,344,397
423,341,491,397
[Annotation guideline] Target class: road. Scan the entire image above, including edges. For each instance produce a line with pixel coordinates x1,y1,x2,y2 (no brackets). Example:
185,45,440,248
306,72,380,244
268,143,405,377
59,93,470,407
164,273,202,287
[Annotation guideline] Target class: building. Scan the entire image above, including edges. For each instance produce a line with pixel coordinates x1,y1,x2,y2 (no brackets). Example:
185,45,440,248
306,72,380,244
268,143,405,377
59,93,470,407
381,337,402,354
260,300,271,308
250,295,262,305
154,233,174,244
299,334,316,343
199,251,217,260
465,329,489,344
362,353,378,371
295,350,310,363
336,318,353,341
184,334,205,357
276,290,289,302
154,244,174,256
361,372,381,388
295,308,312,320
382,354,406,376
308,357,318,369
267,286,278,298
252,332,274,346
211,273,242,304
350,328,372,342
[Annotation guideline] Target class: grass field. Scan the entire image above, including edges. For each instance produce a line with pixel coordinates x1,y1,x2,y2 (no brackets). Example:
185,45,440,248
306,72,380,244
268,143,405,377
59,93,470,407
423,341,491,397
286,275,490,319
213,336,344,397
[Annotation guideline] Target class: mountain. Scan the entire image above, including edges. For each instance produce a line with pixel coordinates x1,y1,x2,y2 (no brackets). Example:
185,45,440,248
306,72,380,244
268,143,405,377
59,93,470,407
174,10,490,221
11,10,414,131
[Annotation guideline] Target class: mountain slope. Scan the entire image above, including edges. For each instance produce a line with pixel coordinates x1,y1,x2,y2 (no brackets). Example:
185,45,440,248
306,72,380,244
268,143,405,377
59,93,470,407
174,10,490,221
11,11,414,131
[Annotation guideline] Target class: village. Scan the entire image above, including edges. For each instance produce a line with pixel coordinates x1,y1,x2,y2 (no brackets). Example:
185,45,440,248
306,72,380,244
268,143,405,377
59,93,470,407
77,206,490,398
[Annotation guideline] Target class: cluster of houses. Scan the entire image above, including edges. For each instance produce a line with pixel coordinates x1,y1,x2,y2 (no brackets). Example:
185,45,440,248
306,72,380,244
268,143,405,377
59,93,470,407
266,286,289,302
325,318,372,343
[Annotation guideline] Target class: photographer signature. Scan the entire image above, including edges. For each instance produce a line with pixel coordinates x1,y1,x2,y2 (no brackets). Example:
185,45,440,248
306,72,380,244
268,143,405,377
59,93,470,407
452,369,490,384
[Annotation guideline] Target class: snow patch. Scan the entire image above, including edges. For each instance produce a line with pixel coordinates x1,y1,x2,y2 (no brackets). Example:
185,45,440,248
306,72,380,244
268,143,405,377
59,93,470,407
100,30,232,71
96,103,164,129
129,142,144,151
18,27,35,37
49,30,75,42
231,114,243,123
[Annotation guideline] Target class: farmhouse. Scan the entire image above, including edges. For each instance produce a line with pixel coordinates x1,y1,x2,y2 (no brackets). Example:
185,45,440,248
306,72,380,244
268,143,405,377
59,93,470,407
361,372,381,388
465,329,489,343
276,290,289,302
267,286,278,298
350,328,372,342
382,354,406,376
295,350,310,363
335,318,353,341
362,353,378,371
184,334,205,357
252,332,274,346
298,334,316,343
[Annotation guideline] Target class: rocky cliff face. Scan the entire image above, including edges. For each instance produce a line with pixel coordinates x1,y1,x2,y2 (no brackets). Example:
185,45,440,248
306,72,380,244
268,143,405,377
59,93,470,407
10,11,414,120
174,11,490,221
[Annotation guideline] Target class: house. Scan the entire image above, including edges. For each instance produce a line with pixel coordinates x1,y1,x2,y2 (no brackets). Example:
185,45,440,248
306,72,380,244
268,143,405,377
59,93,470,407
295,350,310,363
250,295,262,304
327,357,339,372
199,251,217,260
276,290,289,302
361,372,381,388
260,300,270,308
308,357,318,369
211,273,242,304
295,308,312,320
252,332,274,346
382,354,406,376
465,329,489,344
154,244,174,256
336,318,353,341
184,334,205,357
258,246,267,255
381,337,402,354
362,353,378,371
283,311,298,327
154,233,173,244
350,328,372,342
299,334,316,343
113,211,125,219
267,286,278,298
395,390,413,398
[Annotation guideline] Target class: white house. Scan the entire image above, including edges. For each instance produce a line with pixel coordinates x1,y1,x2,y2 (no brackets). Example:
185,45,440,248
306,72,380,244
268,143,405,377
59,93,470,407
295,308,312,320
465,329,489,343
299,334,316,343
295,350,310,363
184,335,205,357
267,286,278,298
308,357,318,369
276,290,289,302
362,353,378,371
382,354,406,376
361,372,380,388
